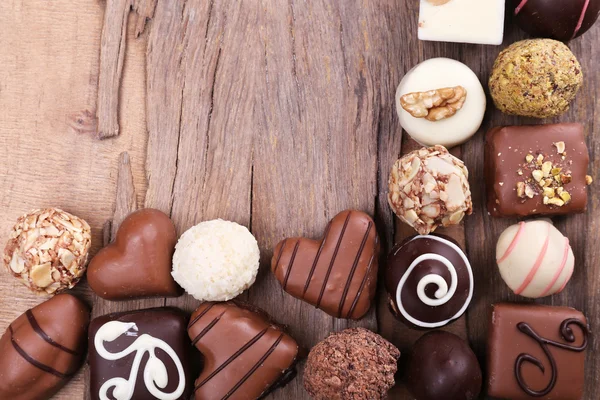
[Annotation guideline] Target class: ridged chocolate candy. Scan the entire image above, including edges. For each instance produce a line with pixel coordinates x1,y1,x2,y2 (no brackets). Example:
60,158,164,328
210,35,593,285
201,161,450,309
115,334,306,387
0,294,89,400
188,302,299,400
271,210,380,320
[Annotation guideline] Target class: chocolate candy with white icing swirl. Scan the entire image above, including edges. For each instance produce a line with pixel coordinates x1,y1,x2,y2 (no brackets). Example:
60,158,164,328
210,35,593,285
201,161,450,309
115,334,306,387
88,308,194,400
385,235,473,329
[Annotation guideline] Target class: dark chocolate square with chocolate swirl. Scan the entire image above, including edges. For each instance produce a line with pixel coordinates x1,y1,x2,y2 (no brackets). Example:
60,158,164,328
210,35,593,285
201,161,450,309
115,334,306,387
88,308,194,400
487,303,589,400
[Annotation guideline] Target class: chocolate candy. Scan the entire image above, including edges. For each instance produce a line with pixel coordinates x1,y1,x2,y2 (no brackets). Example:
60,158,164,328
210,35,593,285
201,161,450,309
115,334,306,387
188,302,299,400
513,0,600,41
406,331,482,400
88,307,194,400
0,294,89,400
385,235,473,329
88,208,182,300
487,303,589,400
496,220,574,298
486,123,591,218
271,210,380,320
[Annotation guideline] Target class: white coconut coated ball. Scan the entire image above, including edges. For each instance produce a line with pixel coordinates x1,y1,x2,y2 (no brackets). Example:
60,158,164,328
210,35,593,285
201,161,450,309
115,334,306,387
171,219,260,302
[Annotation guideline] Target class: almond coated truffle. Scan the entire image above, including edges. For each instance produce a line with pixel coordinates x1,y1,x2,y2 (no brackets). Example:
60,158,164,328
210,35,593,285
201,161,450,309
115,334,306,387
489,39,582,118
304,328,400,400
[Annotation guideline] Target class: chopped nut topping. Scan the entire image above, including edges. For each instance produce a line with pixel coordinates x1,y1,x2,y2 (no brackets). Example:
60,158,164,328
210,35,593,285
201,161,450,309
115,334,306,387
400,86,467,122
525,154,534,163
532,170,544,182
554,141,566,154
586,175,593,185
525,185,535,199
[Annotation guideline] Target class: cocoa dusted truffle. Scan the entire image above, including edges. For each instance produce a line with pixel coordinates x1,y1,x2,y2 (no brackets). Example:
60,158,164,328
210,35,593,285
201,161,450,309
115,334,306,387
407,331,482,400
489,39,582,118
3,208,92,295
388,146,472,235
304,328,400,400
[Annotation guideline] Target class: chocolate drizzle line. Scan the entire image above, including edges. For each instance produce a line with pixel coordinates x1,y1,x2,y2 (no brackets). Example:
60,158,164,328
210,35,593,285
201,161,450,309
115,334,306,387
316,211,352,309
303,222,332,296
346,252,375,318
191,310,227,346
514,318,589,397
188,303,216,329
282,241,301,290
9,325,73,379
272,239,287,276
26,310,79,355
337,221,373,318
220,333,284,400
195,328,269,391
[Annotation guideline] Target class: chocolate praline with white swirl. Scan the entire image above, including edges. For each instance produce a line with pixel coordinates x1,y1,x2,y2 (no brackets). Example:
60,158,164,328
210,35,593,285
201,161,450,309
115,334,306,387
88,308,195,400
385,235,473,329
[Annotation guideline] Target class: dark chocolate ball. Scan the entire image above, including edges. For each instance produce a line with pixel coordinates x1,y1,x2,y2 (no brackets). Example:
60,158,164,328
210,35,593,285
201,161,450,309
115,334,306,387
385,235,473,329
407,331,482,400
513,0,600,41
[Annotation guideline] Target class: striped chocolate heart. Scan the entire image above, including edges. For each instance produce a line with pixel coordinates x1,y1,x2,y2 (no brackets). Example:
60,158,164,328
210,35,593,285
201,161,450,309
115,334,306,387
271,210,380,320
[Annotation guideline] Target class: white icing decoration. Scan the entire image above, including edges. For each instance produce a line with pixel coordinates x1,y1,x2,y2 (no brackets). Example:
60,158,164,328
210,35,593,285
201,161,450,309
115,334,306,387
94,321,185,400
395,235,473,328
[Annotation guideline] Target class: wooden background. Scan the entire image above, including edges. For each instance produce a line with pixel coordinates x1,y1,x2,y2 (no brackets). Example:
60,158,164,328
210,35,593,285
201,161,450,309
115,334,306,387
0,1,598,399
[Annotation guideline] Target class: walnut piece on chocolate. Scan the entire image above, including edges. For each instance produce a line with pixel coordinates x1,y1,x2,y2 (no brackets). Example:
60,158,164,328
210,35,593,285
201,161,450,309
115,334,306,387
400,86,467,121
3,208,91,295
388,145,472,235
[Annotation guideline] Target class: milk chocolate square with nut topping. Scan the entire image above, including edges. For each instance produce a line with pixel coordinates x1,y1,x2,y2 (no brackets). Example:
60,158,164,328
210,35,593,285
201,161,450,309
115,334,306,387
487,303,588,400
485,123,590,217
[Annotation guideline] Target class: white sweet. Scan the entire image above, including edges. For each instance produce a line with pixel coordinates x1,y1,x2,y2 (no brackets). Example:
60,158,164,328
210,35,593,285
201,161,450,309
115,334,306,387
418,0,505,45
496,220,574,298
95,321,185,400
395,58,486,148
171,219,260,301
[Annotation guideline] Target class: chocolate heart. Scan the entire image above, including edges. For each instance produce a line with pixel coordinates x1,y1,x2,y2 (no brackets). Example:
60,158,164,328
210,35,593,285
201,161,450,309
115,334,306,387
0,293,89,400
188,302,299,400
271,210,380,320
87,208,182,300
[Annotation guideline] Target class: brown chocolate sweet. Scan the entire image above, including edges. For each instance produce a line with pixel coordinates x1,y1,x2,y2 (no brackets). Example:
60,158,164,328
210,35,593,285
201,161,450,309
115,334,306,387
271,210,380,320
485,123,591,217
88,308,194,400
0,294,89,400
188,302,299,400
87,208,182,300
487,303,589,400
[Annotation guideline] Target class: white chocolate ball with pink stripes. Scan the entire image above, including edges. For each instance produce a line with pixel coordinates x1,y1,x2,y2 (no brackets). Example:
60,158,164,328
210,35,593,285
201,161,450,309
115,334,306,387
496,220,574,298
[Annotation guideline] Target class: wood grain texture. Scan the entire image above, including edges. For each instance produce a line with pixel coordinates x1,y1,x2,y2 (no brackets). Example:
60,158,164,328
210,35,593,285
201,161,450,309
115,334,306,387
1,0,600,399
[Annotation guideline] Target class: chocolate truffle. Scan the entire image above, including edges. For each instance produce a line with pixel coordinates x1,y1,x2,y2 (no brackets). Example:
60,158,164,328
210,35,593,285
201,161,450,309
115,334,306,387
489,39,582,118
3,208,92,295
385,235,473,329
485,123,591,218
304,328,400,400
188,302,299,400
513,0,600,41
487,303,589,400
406,331,482,400
88,307,194,400
497,220,574,298
88,208,182,300
271,210,380,320
172,219,260,302
419,0,505,45
0,294,89,400
388,146,472,235
395,58,486,148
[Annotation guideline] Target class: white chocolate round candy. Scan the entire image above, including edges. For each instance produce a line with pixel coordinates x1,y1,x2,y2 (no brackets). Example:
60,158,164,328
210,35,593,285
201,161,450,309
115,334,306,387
395,58,486,148
496,220,574,298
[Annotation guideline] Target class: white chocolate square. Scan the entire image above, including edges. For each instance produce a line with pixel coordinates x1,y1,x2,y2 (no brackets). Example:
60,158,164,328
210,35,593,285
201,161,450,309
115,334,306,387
418,0,505,45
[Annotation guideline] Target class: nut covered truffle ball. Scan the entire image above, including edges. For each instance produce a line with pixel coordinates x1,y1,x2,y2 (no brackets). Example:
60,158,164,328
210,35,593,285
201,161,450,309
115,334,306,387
489,39,582,118
171,219,260,301
3,208,92,295
304,327,400,400
388,145,472,235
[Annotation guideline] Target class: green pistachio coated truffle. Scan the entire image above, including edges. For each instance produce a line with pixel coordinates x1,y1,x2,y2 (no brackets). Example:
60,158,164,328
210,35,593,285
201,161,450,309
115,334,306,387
489,39,582,118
